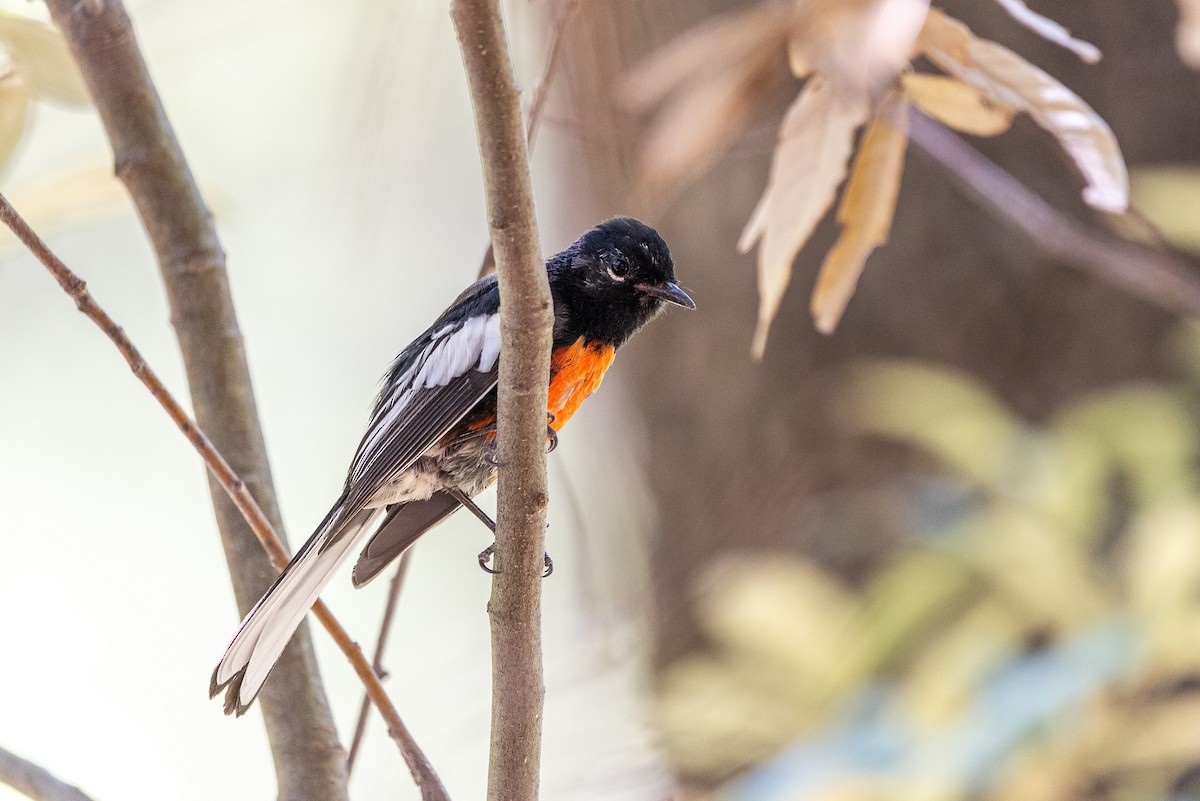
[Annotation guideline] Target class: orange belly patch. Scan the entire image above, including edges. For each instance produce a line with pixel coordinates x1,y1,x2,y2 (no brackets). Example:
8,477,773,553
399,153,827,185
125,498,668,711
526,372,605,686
547,338,615,431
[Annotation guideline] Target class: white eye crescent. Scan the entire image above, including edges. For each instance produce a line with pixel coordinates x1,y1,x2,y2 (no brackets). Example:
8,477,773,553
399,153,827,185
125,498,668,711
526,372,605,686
608,258,630,281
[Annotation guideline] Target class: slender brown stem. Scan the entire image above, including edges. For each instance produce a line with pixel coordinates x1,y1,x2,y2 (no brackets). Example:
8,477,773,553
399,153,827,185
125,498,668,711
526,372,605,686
526,0,581,152
451,0,552,798
346,549,415,773
908,112,1200,319
0,194,450,801
0,746,99,801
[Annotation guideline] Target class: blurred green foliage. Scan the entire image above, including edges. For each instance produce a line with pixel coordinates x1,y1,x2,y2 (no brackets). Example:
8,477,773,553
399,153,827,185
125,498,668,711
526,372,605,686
657,334,1200,800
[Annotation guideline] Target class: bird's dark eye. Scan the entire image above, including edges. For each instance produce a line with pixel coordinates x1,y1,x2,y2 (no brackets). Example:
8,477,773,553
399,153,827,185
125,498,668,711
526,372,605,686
607,256,630,280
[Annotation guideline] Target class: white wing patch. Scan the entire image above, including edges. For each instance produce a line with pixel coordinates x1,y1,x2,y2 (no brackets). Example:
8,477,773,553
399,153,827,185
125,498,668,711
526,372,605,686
352,313,500,482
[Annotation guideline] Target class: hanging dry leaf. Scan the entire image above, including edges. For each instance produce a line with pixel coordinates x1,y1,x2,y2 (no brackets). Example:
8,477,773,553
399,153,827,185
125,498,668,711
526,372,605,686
739,77,869,357
623,2,791,109
0,12,87,106
1178,0,1200,68
989,0,1101,63
0,68,30,171
635,47,785,198
919,10,1129,212
811,94,909,334
790,0,930,92
900,73,1014,136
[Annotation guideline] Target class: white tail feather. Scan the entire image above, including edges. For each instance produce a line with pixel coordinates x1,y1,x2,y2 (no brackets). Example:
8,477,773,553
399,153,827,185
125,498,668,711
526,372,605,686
212,508,384,712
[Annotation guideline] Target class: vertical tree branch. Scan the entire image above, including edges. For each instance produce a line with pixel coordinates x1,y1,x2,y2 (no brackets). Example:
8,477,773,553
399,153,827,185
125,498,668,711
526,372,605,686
450,1,553,800
43,3,347,800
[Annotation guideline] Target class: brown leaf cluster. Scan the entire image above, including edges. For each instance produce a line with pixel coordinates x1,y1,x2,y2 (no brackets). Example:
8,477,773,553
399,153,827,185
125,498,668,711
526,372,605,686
625,0,1129,353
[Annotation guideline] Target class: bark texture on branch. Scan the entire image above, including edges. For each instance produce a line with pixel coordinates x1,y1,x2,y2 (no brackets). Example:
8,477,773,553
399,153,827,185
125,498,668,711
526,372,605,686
43,3,347,799
450,1,552,799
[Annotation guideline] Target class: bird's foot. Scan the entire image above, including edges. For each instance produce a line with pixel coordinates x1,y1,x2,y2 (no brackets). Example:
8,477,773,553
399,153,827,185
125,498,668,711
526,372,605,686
477,544,554,578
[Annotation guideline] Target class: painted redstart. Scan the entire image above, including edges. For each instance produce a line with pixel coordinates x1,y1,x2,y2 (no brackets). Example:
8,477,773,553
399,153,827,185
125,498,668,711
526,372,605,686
210,216,694,715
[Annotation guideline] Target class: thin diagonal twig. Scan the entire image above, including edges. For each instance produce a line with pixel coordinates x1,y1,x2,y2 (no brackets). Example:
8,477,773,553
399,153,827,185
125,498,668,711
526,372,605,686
0,746,99,801
0,194,450,801
908,112,1200,319
346,549,415,773
43,1,344,794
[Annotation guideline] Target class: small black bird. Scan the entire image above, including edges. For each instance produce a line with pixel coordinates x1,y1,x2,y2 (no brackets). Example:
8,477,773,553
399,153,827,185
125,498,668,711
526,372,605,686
210,217,693,715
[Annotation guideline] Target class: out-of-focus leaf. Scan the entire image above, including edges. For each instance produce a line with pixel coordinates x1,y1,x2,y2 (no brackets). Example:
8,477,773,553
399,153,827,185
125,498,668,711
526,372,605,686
1108,695,1200,768
1123,505,1200,676
623,2,790,109
0,165,126,250
656,654,813,778
844,549,976,681
987,749,1083,801
960,507,1111,632
0,12,87,106
1055,386,1196,507
1129,166,1200,255
813,777,959,801
1177,0,1200,68
899,598,1022,727
988,0,1101,63
790,0,930,92
841,360,1020,490
635,48,784,199
696,556,858,696
739,77,868,357
900,73,1014,136
0,68,30,170
919,10,1129,213
811,93,909,334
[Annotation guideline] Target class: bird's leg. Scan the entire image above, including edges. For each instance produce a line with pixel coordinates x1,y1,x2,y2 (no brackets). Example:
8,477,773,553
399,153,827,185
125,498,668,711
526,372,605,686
546,413,558,454
449,487,552,577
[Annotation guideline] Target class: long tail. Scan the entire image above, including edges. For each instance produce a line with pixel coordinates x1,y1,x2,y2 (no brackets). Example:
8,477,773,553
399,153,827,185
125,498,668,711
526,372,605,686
209,506,384,715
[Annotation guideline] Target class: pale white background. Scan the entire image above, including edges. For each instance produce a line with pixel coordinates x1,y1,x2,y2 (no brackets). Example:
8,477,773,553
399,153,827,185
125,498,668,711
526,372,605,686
0,0,672,798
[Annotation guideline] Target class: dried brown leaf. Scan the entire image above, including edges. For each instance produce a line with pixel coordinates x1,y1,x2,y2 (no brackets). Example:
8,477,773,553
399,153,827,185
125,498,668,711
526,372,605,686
920,10,1129,212
0,12,87,106
0,69,30,171
1178,0,1200,68
638,54,782,198
811,94,909,334
739,77,869,357
989,0,1101,63
623,2,790,109
791,0,930,92
901,73,1013,136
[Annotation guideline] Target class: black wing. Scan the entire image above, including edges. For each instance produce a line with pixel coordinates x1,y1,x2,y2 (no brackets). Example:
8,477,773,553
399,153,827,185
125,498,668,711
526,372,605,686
337,273,501,524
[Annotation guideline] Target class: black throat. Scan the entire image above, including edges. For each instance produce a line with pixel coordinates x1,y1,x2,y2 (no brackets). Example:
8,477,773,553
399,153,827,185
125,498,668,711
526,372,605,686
547,253,664,349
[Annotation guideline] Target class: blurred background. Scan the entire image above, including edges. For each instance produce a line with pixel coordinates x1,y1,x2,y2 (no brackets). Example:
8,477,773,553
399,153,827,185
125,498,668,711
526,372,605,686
2,1,1200,800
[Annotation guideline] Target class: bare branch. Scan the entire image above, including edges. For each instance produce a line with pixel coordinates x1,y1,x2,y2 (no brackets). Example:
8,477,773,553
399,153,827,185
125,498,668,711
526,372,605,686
526,0,581,152
0,746,98,801
451,0,552,798
347,549,415,774
476,0,579,280
0,194,450,801
41,1,348,796
908,112,1200,319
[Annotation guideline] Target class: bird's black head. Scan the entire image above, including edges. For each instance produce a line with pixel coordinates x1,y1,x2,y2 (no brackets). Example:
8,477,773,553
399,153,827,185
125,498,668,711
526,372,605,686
548,217,694,347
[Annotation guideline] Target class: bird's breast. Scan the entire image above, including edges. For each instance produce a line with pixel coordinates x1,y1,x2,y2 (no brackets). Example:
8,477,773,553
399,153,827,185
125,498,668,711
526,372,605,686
548,338,615,430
